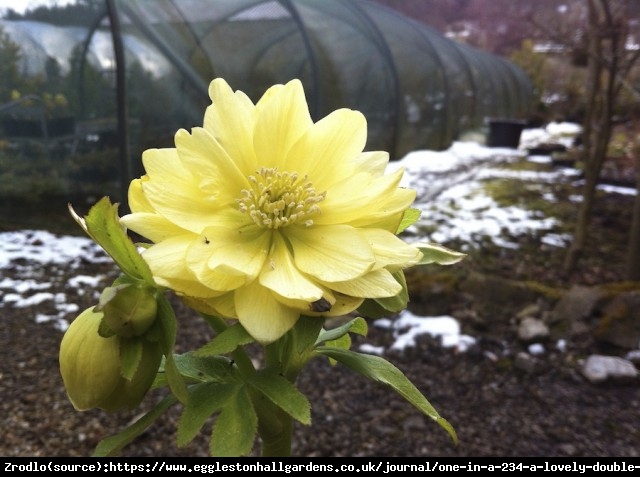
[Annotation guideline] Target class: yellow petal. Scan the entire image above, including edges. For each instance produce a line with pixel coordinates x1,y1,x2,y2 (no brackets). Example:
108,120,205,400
205,78,258,173
323,268,401,298
142,236,220,297
259,233,323,301
120,212,188,243
253,79,312,169
235,281,300,344
275,287,364,318
317,168,415,226
286,108,366,190
176,128,248,198
287,225,374,281
186,237,247,291
202,225,270,280
358,228,423,270
183,292,236,319
127,177,153,213
355,150,390,176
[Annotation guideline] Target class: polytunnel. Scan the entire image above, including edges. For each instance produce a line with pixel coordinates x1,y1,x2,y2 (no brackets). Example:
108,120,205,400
0,0,534,214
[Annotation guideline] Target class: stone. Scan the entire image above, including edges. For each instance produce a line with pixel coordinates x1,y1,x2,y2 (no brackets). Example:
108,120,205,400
581,355,638,383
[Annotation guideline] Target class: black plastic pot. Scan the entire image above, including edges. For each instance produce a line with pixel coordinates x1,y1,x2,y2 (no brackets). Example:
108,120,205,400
487,118,527,148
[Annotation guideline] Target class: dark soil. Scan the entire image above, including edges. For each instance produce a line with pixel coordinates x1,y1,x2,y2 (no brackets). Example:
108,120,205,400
1,162,639,458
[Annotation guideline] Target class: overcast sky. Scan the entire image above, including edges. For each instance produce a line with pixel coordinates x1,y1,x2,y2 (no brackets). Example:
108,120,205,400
0,0,75,15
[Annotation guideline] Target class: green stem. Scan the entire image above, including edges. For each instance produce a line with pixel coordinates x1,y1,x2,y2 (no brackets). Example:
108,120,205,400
256,342,294,457
260,409,293,457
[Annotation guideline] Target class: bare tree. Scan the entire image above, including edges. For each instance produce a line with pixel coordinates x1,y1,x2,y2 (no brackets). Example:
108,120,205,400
562,0,640,275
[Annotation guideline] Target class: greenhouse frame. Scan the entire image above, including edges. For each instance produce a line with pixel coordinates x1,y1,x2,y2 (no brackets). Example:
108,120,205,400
0,0,533,212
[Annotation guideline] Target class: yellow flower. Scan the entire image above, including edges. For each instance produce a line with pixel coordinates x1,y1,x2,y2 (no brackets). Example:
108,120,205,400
120,78,422,343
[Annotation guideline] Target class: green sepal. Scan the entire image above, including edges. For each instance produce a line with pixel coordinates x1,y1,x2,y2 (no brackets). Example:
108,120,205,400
68,197,154,283
247,370,311,426
177,381,238,448
416,242,467,265
97,314,116,338
156,293,187,404
315,346,458,445
97,282,158,338
195,322,254,357
210,385,257,457
397,207,421,234
316,316,367,345
119,337,143,381
92,394,177,457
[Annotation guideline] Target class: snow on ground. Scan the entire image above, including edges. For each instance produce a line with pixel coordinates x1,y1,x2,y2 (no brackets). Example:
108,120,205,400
0,122,635,353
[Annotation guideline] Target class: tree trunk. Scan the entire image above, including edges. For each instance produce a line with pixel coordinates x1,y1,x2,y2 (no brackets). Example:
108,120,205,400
626,146,640,280
563,0,619,274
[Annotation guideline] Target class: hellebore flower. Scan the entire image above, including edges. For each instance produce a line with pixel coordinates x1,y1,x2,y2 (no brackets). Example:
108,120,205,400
120,78,422,343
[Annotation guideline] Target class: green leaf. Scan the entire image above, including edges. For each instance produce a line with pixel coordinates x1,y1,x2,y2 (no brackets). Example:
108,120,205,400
164,353,189,405
69,198,154,283
323,334,351,366
292,315,324,355
210,386,258,457
397,208,421,234
97,315,116,338
152,294,187,403
315,347,457,444
173,353,236,383
357,298,394,319
92,395,176,456
247,370,311,425
119,338,143,381
325,333,352,350
195,323,254,357
177,382,237,447
416,242,467,265
156,294,177,355
316,316,368,345
151,356,167,389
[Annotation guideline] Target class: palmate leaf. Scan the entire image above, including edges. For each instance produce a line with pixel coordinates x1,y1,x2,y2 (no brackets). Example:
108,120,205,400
195,322,254,357
210,385,258,457
177,382,237,447
171,353,237,383
247,370,311,425
315,346,457,444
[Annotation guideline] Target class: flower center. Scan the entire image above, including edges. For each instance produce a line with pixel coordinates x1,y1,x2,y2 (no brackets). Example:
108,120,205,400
237,167,326,229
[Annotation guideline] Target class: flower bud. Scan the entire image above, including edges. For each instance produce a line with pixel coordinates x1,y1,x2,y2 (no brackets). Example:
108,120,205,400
99,283,158,338
59,307,162,412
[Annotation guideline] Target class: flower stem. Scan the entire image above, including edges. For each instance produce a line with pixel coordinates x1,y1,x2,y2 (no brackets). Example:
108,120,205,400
260,410,293,457
256,342,294,457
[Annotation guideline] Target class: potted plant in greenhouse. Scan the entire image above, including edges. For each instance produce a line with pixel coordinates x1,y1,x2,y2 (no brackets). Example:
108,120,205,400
60,78,464,457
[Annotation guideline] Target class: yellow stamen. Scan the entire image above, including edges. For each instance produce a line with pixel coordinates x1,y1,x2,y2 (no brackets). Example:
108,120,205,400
237,167,325,229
